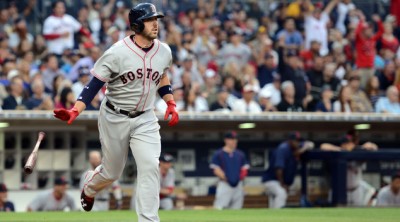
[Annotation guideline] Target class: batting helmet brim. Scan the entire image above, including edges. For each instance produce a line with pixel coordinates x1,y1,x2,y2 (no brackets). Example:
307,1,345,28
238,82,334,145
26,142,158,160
139,12,164,21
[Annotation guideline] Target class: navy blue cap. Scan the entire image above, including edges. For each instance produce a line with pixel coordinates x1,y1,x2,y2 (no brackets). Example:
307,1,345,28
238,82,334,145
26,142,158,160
340,134,353,144
160,153,174,163
54,177,68,185
288,131,303,141
224,131,238,139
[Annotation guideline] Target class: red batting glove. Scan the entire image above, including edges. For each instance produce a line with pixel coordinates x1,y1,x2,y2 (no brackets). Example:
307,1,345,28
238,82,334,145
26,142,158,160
164,100,179,127
53,107,79,125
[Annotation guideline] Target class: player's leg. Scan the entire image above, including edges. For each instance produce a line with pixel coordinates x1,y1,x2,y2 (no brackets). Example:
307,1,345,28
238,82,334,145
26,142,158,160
130,113,161,222
265,180,287,208
230,182,244,209
83,107,130,197
213,181,233,209
160,198,174,210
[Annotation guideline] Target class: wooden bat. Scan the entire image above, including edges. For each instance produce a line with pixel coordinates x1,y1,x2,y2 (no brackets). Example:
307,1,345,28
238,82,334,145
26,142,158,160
24,132,46,175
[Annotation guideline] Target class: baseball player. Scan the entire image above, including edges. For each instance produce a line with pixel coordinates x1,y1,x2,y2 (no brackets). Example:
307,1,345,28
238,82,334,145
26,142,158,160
53,3,179,221
0,183,15,212
27,177,76,211
210,131,249,209
79,150,123,211
376,172,400,206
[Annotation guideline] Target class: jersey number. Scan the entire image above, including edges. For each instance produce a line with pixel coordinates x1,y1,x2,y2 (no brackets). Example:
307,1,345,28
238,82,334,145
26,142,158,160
120,68,161,85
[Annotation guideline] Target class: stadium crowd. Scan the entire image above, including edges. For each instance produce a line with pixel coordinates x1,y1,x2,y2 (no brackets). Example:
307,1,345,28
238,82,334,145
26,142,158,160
0,0,400,114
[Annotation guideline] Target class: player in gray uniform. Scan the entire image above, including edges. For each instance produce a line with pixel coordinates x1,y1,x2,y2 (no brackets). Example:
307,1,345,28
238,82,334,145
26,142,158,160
79,150,123,211
53,3,179,221
27,177,76,211
376,173,400,206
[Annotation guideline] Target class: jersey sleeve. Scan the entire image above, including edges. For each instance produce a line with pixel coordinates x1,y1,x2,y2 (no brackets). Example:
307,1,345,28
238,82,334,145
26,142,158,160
376,188,389,206
67,15,82,32
91,48,119,82
210,151,222,169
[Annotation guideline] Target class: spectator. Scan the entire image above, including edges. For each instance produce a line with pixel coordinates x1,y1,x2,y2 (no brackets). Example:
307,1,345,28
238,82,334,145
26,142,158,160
72,66,91,99
8,17,33,52
0,183,15,212
200,69,219,106
257,53,277,88
80,150,122,211
42,53,65,93
260,72,282,107
191,25,218,66
347,74,373,112
380,22,399,54
42,1,91,55
262,132,314,208
158,153,176,210
104,26,122,50
320,134,376,206
376,173,400,207
333,85,352,113
315,85,334,112
277,43,309,106
27,177,76,211
32,35,48,62
300,40,322,70
276,18,303,50
69,46,101,82
355,13,384,89
377,61,396,91
259,87,277,112
210,87,232,112
365,76,384,108
231,84,262,113
285,0,314,20
277,80,303,112
218,29,251,70
375,86,400,113
183,84,209,113
25,78,54,110
303,0,339,55
335,0,356,35
210,131,249,209
2,76,27,110
55,87,75,110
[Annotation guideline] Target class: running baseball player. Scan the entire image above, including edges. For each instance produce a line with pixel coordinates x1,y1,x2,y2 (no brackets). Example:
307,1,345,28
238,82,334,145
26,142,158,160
210,131,249,209
79,151,123,211
53,3,179,222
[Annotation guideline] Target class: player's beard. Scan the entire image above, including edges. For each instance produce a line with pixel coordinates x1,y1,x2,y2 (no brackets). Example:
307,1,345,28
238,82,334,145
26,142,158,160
142,29,158,41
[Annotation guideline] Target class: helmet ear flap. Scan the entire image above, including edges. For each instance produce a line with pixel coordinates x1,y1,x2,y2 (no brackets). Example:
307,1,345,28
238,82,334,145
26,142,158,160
131,20,144,33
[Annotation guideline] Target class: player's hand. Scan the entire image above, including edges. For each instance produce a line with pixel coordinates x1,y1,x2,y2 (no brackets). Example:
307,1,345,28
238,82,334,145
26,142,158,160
164,100,179,127
54,107,79,125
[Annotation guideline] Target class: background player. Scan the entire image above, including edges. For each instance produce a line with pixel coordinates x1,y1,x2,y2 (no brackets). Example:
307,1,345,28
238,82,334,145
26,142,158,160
210,131,249,209
53,3,179,222
376,172,400,206
27,177,76,211
79,150,123,211
262,132,314,208
0,183,15,212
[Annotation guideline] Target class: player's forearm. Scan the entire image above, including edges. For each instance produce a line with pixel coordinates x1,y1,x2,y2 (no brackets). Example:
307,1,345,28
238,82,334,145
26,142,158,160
158,74,174,102
160,187,174,195
213,167,226,181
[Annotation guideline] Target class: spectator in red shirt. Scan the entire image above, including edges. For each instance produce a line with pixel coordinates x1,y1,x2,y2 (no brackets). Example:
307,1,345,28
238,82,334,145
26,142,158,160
380,22,399,53
355,13,384,89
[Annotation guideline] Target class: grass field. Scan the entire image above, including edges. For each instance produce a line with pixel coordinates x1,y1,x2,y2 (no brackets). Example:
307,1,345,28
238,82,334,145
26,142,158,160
1,208,400,222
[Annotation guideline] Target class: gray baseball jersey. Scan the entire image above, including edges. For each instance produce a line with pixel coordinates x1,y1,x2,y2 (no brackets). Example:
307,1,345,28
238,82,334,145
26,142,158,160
161,168,175,191
91,36,172,111
28,189,76,211
376,185,400,206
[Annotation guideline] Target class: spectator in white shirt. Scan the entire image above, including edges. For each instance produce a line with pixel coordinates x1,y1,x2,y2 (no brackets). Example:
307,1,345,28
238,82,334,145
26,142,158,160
72,66,91,100
303,0,339,55
42,1,92,55
232,84,262,113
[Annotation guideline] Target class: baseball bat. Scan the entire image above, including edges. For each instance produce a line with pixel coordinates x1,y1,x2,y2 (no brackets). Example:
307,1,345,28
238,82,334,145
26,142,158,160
24,132,46,175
